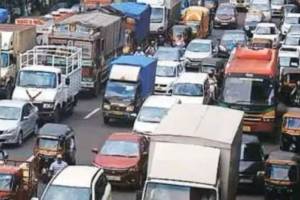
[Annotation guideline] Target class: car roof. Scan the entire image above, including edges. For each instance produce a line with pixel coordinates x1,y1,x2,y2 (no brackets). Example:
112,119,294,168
107,132,143,142
0,100,28,108
39,123,72,137
157,60,180,66
143,95,179,109
52,166,100,187
224,30,245,35
190,39,212,44
175,72,208,84
257,23,276,27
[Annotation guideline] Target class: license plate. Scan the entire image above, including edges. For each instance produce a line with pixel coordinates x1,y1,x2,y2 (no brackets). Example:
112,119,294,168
240,178,252,183
221,23,228,25
111,111,123,115
243,126,251,132
107,175,121,181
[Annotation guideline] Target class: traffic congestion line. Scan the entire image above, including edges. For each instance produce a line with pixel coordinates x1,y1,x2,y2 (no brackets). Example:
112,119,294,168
84,108,101,120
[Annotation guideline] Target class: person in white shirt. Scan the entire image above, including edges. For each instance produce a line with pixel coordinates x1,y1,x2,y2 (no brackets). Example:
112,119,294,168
49,154,68,175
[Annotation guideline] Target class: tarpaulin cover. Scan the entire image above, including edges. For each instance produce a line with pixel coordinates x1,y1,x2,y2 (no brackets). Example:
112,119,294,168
0,8,8,23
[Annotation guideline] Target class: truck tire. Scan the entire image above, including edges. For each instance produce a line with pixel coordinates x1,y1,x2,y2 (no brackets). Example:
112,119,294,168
53,107,61,123
103,116,110,124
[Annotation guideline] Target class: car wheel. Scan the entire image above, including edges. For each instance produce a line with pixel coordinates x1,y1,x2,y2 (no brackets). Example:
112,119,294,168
17,132,23,146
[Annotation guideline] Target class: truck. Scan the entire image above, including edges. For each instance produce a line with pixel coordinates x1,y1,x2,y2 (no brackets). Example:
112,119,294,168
0,158,38,200
143,104,244,200
0,24,36,99
48,11,124,96
219,47,278,134
111,2,151,54
137,0,181,35
12,45,82,122
102,55,157,124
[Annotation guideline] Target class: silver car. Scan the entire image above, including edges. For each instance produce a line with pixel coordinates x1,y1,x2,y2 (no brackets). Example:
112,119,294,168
0,100,38,146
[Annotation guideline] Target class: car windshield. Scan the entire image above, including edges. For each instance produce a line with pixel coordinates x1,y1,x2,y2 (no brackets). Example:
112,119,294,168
267,164,297,181
43,185,90,200
173,83,203,96
138,107,168,123
255,26,276,34
279,56,299,67
217,6,234,15
156,65,176,77
144,182,217,200
154,48,181,61
284,36,300,45
187,42,211,53
0,106,20,120
0,53,9,68
0,174,12,191
101,140,139,157
38,138,60,149
284,117,300,129
271,0,284,5
285,16,300,24
222,33,246,46
240,143,263,161
105,81,137,101
221,77,275,106
251,4,269,11
151,7,163,23
17,71,56,88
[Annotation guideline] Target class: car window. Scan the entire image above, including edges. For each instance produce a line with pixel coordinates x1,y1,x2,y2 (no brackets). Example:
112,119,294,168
95,175,107,200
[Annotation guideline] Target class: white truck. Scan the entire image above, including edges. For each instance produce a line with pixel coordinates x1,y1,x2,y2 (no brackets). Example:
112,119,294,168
137,0,181,34
12,46,82,122
143,104,244,200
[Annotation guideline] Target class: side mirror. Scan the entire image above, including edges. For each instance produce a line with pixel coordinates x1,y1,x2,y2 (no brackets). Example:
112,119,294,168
23,115,30,121
65,78,70,86
92,148,99,154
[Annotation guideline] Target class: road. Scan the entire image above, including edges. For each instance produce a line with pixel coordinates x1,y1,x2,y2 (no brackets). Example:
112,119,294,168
5,10,282,200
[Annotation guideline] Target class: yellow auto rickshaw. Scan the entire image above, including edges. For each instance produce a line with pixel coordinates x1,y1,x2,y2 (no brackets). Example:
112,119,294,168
181,6,210,38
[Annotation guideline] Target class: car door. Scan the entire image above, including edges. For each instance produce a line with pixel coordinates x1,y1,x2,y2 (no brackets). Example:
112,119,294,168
21,104,31,136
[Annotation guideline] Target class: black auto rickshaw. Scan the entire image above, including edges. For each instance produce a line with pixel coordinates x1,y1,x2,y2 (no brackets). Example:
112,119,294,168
199,57,226,87
169,25,192,47
33,123,76,182
264,150,300,200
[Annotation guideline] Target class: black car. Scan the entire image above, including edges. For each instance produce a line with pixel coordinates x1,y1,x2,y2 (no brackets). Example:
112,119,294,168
239,135,265,191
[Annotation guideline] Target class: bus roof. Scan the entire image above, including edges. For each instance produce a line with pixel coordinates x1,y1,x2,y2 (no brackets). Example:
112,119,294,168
225,47,277,77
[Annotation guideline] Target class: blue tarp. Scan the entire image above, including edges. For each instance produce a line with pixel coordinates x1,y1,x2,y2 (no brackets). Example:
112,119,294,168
111,2,150,43
111,55,157,98
0,8,8,23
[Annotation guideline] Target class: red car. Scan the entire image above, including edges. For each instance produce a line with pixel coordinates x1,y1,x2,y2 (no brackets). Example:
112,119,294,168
92,132,149,188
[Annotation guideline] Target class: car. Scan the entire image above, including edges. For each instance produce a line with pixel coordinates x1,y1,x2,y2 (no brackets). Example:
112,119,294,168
270,0,285,17
244,9,264,37
252,23,280,48
155,60,184,95
92,132,149,188
37,166,112,200
282,4,298,18
0,100,38,146
154,46,183,62
214,3,238,29
281,13,300,36
250,0,272,22
171,72,210,104
183,39,214,71
239,135,265,190
218,30,247,57
199,0,219,14
287,24,300,35
282,33,300,50
133,96,180,134
278,46,300,70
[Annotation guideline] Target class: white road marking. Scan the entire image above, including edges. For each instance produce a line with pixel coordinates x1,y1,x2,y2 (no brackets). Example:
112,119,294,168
84,108,101,119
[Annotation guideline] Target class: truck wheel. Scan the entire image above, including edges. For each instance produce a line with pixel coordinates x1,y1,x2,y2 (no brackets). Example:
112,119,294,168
17,132,23,147
103,116,110,124
53,107,61,123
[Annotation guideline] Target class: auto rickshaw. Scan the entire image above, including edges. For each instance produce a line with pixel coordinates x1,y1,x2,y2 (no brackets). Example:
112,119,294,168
169,24,192,47
33,123,76,182
264,150,300,200
250,38,273,49
281,108,300,153
280,68,300,104
181,6,210,38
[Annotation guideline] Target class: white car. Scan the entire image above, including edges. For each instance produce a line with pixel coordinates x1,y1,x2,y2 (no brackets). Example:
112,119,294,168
36,166,112,200
253,23,280,47
183,39,213,71
282,33,300,50
250,0,272,22
155,60,184,95
171,72,209,104
133,95,180,134
281,13,300,36
0,100,38,146
278,46,300,74
271,0,284,17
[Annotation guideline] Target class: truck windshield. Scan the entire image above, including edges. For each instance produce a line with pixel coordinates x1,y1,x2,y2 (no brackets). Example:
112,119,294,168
0,53,9,68
144,183,217,200
266,164,297,181
221,76,275,106
156,65,176,77
138,107,168,123
42,185,90,200
151,7,163,23
173,83,203,96
105,81,137,101
17,71,56,88
0,174,12,191
283,117,300,129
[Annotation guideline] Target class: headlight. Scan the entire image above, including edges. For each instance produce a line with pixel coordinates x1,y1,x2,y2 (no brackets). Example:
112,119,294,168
103,104,111,110
126,105,134,112
4,128,17,135
43,103,54,109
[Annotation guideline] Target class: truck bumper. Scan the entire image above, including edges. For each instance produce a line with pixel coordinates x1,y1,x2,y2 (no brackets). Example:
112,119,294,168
80,81,95,92
242,120,274,133
103,111,137,121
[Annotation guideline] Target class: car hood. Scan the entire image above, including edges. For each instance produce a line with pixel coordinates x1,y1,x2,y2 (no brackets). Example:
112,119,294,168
155,76,176,86
0,120,18,131
94,154,139,169
217,14,233,20
12,87,56,102
184,50,211,59
133,120,159,134
172,95,204,104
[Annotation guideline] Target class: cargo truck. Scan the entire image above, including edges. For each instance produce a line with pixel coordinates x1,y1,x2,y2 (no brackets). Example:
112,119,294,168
102,55,157,124
111,2,151,54
145,104,244,200
137,0,181,35
49,11,124,96
0,24,36,99
12,46,82,122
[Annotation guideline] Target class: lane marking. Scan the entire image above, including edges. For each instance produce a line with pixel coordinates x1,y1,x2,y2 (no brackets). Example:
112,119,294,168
84,108,101,120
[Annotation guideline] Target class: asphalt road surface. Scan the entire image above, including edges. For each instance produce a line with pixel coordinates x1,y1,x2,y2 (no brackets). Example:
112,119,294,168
5,11,282,200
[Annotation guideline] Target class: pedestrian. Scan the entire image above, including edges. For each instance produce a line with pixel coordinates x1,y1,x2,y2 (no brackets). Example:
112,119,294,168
49,154,68,175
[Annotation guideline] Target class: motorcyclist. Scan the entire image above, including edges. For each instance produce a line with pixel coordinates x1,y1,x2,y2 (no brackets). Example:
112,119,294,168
290,81,300,105
134,46,145,56
145,41,156,56
49,154,68,175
